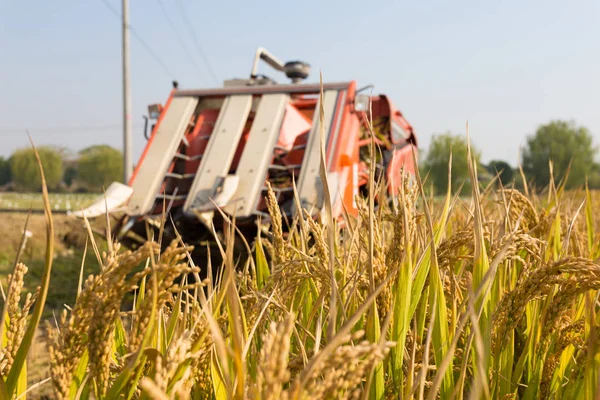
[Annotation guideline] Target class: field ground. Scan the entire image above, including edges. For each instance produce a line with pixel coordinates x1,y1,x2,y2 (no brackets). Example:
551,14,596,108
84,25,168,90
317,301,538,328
0,192,109,317
0,211,112,313
0,192,98,212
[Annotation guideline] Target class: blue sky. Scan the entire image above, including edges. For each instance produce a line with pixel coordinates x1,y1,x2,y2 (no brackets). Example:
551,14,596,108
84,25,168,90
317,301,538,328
1,0,598,166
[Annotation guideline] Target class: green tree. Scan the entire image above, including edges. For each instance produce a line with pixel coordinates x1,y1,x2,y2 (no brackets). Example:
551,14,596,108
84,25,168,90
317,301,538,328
10,146,64,191
522,120,597,190
422,132,482,195
486,160,514,186
63,165,77,187
0,156,11,186
76,145,123,190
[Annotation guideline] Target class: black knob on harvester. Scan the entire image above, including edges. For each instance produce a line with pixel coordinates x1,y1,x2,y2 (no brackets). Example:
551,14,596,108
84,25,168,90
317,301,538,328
283,61,311,83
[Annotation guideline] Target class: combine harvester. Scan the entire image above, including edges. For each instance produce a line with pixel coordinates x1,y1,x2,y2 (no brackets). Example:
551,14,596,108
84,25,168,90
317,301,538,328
73,47,419,263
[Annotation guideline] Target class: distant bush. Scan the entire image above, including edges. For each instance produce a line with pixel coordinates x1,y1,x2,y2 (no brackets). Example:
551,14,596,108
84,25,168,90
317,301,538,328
9,146,63,191
485,160,514,186
522,120,597,190
421,132,482,195
76,145,123,190
0,156,11,186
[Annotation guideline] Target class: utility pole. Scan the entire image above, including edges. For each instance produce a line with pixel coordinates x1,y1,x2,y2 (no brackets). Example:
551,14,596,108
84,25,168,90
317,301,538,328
122,0,133,183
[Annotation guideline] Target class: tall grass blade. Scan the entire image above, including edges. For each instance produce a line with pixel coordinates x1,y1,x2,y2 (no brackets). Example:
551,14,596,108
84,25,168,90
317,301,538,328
6,138,55,396
410,150,452,319
585,182,595,256
255,230,270,290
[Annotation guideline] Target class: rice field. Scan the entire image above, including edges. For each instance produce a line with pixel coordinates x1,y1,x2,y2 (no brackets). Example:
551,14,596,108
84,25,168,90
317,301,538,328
2,141,600,399
2,99,600,399
0,193,97,212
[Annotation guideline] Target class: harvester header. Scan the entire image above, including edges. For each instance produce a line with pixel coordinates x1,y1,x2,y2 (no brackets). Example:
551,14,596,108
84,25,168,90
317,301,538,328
73,47,418,263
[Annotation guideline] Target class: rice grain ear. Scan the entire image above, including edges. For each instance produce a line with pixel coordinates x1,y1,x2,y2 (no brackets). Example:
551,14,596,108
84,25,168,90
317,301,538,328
0,210,31,349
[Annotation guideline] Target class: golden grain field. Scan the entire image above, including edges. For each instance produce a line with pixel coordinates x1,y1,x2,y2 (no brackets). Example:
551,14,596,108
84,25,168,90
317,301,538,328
2,131,600,400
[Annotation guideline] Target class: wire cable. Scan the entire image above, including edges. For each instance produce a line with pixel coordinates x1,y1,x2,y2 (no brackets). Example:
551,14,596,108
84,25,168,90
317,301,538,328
0,123,144,135
154,0,206,82
174,0,220,84
97,0,176,79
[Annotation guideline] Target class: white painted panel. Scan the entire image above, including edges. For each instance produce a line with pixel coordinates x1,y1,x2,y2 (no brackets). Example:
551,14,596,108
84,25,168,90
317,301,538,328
293,90,339,216
223,94,289,217
183,95,253,213
127,96,198,215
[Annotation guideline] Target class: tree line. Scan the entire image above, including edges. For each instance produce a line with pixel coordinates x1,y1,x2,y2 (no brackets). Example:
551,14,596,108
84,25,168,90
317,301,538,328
0,145,123,192
0,119,595,194
421,119,598,195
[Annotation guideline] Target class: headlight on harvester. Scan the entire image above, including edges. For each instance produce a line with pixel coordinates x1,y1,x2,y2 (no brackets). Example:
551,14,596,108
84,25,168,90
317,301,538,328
148,104,163,120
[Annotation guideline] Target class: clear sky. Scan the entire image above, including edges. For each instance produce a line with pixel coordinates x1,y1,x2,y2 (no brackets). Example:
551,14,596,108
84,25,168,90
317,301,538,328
1,0,598,166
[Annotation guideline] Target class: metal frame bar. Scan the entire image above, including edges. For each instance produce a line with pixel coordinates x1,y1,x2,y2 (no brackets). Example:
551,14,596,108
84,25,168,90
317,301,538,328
326,90,347,167
174,82,351,97
250,47,285,78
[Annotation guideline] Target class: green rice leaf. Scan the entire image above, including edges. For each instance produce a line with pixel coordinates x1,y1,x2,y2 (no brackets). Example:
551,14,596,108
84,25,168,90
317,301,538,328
255,234,270,290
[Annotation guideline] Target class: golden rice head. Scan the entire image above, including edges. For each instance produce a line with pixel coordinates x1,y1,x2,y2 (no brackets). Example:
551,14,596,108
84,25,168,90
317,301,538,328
0,262,34,375
492,257,600,352
130,241,201,353
49,240,161,398
540,320,585,398
48,284,95,399
290,330,395,400
253,312,295,400
500,189,539,231
147,330,194,395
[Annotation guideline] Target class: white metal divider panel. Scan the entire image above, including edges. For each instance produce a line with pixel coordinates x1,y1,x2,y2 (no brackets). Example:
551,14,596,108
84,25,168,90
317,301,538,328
126,96,199,216
293,90,340,216
223,93,289,217
183,95,253,213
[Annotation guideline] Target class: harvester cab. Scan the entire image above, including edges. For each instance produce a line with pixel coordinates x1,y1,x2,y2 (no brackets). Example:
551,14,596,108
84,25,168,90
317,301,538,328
72,47,418,263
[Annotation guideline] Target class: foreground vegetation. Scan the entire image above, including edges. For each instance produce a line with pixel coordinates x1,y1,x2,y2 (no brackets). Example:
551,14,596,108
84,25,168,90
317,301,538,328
3,137,600,399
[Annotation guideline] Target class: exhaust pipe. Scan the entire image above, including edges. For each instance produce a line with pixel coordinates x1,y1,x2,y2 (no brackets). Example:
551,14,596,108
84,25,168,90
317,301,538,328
250,47,311,83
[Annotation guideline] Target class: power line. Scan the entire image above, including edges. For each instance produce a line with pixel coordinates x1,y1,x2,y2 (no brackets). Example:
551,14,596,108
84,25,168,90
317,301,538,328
154,0,205,82
174,0,220,84
0,123,144,135
97,0,176,79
